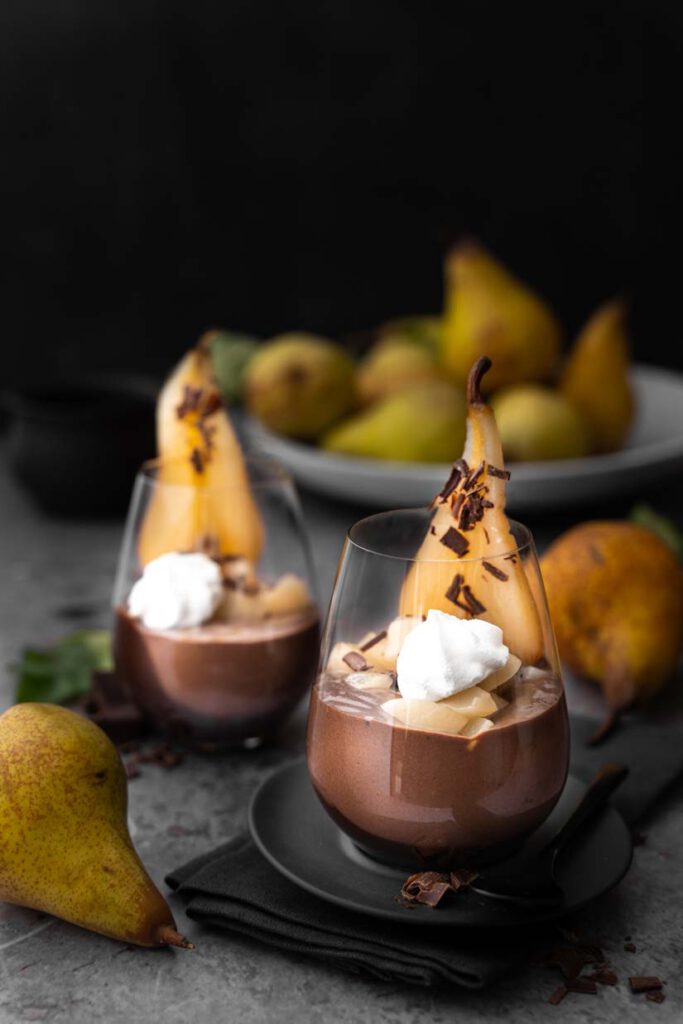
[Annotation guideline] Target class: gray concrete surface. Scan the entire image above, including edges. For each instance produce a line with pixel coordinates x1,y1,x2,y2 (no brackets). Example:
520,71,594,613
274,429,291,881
0,449,682,1023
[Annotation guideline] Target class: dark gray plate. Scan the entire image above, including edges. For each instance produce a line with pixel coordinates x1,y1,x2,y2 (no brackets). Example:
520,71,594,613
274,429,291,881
249,758,633,928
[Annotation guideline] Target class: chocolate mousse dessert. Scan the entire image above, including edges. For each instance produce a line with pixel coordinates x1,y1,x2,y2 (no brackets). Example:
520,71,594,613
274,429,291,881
113,340,319,746
307,357,569,868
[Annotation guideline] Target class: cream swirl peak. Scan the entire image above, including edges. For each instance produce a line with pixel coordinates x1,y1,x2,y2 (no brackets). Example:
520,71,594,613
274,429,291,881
396,609,509,701
128,552,223,630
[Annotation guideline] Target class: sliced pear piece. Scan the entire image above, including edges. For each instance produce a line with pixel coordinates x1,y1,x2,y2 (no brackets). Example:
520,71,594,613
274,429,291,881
399,358,545,666
262,574,313,618
363,616,421,671
489,691,509,712
479,654,522,691
139,343,263,566
460,716,494,738
381,698,468,735
347,671,395,691
441,686,497,717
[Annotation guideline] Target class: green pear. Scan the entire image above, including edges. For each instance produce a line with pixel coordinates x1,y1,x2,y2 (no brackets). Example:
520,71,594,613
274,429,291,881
491,384,591,461
245,333,357,438
0,703,191,948
560,299,634,453
322,380,466,462
357,339,444,405
441,241,562,392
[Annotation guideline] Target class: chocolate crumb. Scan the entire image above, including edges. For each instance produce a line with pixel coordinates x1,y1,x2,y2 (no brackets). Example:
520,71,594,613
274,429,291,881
624,942,636,953
646,991,666,1003
388,672,399,692
484,529,490,543
566,977,597,995
548,985,568,1005
343,651,368,672
464,461,485,491
359,630,387,653
503,553,517,562
629,977,663,994
189,447,205,474
400,871,451,908
449,868,479,891
440,527,470,557
482,560,509,581
545,945,604,980
429,526,436,536
588,966,618,986
487,464,511,480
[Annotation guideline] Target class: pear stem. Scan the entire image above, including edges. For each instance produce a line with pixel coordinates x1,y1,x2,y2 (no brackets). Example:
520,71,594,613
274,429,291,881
157,925,195,949
467,356,492,406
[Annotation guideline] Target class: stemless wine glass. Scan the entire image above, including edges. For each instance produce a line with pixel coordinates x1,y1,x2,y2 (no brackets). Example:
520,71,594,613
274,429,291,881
307,508,568,869
113,456,319,748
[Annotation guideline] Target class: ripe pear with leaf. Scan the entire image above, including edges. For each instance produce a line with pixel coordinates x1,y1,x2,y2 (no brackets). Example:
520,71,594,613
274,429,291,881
399,357,547,666
0,703,192,949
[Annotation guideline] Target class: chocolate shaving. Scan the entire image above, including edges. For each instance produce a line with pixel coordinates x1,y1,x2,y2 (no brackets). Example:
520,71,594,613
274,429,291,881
503,553,517,562
646,991,666,1003
388,671,399,692
566,977,597,995
176,385,204,419
451,492,466,520
189,447,205,474
482,560,509,581
445,573,464,606
463,461,485,491
440,527,470,557
545,945,604,981
359,631,387,653
548,985,568,1005
484,529,490,544
429,526,436,536
400,872,451,908
486,464,511,480
438,459,469,502
460,585,486,616
202,391,222,416
629,977,662,994
343,651,368,672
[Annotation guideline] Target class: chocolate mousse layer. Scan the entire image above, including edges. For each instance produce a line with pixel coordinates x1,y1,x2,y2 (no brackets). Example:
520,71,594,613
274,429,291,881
114,606,319,746
307,669,568,868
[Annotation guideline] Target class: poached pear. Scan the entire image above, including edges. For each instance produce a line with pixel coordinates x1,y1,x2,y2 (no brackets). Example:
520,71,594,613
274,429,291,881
138,340,264,566
245,333,356,439
0,703,191,948
441,241,562,393
399,357,546,666
541,522,683,711
561,299,634,453
491,384,591,461
322,380,466,463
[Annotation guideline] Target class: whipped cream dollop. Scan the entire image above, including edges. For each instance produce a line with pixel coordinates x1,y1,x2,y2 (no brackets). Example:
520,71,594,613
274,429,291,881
128,552,223,630
396,609,509,701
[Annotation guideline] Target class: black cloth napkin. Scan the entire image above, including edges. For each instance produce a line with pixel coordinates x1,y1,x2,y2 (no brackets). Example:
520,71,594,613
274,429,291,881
166,714,683,988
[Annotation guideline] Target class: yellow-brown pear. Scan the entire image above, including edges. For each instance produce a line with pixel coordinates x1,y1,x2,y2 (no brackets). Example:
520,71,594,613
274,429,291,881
560,299,634,453
441,241,561,392
399,357,546,666
138,341,263,566
541,522,683,710
0,704,191,948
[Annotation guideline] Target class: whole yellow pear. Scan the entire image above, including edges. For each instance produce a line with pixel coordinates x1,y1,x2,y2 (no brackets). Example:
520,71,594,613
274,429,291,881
541,522,683,709
0,704,191,948
560,299,635,453
441,241,562,393
491,384,591,461
356,340,444,405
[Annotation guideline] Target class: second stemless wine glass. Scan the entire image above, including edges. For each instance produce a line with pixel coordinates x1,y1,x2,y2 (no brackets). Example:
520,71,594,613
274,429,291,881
113,456,319,748
307,508,568,869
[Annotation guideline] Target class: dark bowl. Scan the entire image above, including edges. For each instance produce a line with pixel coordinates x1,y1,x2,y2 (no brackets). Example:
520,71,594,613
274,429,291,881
4,374,157,517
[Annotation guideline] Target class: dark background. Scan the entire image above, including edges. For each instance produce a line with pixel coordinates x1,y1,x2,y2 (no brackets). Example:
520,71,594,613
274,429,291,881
0,0,672,386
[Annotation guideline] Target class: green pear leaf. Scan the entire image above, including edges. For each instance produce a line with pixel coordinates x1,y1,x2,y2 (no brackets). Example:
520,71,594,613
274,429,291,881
15,630,112,705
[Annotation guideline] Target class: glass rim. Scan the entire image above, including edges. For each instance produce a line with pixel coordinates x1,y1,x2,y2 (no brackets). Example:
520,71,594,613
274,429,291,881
137,454,293,492
346,508,534,564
